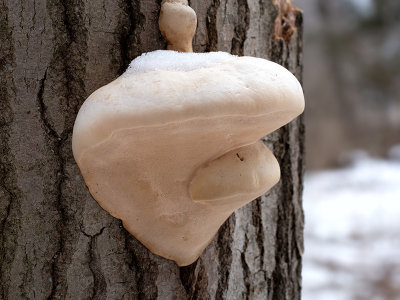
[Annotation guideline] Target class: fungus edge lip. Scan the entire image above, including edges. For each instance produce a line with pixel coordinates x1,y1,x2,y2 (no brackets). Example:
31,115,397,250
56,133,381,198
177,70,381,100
72,109,298,164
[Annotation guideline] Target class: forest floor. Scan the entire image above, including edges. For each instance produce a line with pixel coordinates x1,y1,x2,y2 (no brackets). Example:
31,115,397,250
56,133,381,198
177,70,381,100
302,146,400,300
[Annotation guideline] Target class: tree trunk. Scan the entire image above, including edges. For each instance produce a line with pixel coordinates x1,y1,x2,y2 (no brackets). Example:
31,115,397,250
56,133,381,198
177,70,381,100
0,0,304,299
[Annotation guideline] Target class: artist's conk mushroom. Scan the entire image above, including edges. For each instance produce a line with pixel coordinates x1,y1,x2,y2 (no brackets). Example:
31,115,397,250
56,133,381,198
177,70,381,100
72,1,304,266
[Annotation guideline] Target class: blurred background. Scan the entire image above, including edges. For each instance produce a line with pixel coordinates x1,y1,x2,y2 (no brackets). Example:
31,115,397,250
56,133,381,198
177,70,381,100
295,0,400,299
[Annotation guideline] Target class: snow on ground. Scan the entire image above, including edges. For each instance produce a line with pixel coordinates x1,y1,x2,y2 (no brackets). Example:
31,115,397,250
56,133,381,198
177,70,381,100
302,150,400,300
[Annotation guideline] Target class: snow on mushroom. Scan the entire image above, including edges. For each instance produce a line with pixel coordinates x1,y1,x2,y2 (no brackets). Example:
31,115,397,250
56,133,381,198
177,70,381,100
72,0,305,266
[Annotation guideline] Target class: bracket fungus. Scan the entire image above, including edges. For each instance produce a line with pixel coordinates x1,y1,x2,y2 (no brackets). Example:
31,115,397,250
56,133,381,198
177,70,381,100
72,0,305,266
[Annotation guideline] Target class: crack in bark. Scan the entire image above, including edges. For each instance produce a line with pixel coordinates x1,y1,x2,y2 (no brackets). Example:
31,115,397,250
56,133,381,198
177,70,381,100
80,226,107,299
216,215,235,300
271,126,292,300
252,198,266,276
179,257,209,299
273,11,304,299
0,186,13,244
231,0,249,56
124,230,160,299
46,0,88,298
295,121,305,259
21,249,31,298
192,260,209,300
118,0,143,74
0,136,17,281
0,1,20,298
271,124,303,299
38,67,68,300
37,69,59,140
294,11,305,260
259,0,265,15
123,228,149,299
180,258,210,300
241,233,251,300
268,8,304,295
205,0,220,52
179,260,199,297
0,183,16,299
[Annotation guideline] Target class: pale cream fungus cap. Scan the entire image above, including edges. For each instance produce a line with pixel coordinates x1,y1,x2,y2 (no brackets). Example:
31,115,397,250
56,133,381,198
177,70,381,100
72,50,305,266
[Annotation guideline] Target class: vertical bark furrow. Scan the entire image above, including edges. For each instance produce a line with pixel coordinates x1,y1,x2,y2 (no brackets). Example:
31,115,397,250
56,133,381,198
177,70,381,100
243,0,276,58
252,198,265,272
191,260,209,300
179,261,199,297
2,0,62,297
295,115,305,258
269,5,304,298
124,231,144,298
271,126,293,300
269,82,303,300
180,259,210,300
82,227,107,299
215,216,235,299
124,231,160,299
293,11,305,260
0,2,19,298
258,0,265,15
205,0,220,52
0,129,18,300
45,0,90,298
231,0,250,56
36,66,67,300
37,70,58,139
241,235,251,299
118,0,143,74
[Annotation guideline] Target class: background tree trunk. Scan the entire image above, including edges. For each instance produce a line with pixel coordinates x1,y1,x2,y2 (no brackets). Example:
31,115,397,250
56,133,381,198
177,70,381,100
0,0,304,299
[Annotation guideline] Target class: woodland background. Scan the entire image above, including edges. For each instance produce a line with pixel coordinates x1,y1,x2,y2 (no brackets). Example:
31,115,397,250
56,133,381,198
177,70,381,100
298,0,400,299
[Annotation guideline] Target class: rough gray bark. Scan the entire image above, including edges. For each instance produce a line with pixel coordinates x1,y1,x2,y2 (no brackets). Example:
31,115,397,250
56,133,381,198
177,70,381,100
0,0,304,299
